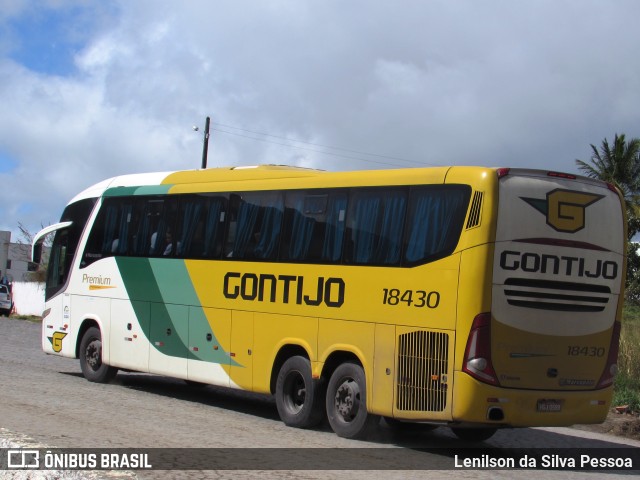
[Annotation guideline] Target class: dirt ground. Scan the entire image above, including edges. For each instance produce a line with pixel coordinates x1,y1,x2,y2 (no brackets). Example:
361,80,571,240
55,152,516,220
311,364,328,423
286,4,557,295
573,409,640,440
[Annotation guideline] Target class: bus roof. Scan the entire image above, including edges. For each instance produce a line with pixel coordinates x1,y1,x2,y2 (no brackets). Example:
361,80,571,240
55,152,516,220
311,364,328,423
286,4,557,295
69,164,454,203
68,165,324,203
67,164,614,205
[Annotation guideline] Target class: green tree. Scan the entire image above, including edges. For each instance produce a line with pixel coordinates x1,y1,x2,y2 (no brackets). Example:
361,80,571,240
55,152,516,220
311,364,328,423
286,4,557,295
17,222,50,283
576,134,640,302
576,134,640,237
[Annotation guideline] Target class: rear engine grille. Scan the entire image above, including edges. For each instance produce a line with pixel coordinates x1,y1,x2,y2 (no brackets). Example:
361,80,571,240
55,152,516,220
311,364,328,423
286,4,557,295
503,278,611,312
397,331,449,412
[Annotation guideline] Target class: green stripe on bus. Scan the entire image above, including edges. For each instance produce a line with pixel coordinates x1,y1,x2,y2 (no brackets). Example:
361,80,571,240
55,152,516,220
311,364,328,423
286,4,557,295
115,257,239,365
104,185,173,197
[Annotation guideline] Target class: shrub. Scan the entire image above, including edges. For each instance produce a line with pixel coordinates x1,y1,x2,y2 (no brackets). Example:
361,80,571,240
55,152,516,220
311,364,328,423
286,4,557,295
614,306,640,411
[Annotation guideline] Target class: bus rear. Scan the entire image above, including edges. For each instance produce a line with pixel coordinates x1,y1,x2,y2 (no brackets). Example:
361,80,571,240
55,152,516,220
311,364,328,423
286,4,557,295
455,168,625,428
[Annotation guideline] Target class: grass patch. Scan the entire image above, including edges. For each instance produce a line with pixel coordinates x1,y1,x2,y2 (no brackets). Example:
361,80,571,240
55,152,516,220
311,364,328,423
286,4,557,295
9,314,42,323
615,305,640,411
613,373,640,411
619,312,640,377
623,304,640,325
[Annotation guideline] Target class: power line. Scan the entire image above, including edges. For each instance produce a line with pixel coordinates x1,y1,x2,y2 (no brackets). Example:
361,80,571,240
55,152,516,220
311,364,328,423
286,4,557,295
210,122,437,168
212,127,400,167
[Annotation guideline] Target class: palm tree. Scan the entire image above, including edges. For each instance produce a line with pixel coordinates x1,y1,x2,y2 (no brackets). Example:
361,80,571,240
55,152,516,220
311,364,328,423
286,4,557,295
576,133,640,239
576,134,640,303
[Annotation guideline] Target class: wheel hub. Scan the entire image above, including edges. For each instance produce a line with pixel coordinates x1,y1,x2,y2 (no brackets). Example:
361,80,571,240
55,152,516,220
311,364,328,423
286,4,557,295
292,380,306,407
335,380,359,420
285,372,306,412
86,340,101,370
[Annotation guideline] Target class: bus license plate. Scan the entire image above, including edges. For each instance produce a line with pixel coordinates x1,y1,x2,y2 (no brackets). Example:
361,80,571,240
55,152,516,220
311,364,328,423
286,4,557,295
537,399,562,412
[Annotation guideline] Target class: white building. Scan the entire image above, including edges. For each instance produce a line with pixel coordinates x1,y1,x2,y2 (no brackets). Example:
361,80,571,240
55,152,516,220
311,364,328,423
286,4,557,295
0,230,40,282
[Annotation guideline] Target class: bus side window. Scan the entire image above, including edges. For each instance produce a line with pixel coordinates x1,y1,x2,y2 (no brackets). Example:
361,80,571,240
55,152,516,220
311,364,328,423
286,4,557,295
82,198,131,267
110,201,134,256
202,198,227,258
345,188,406,266
281,190,347,263
81,207,108,267
225,192,283,260
254,194,284,260
281,192,321,262
224,194,240,257
176,195,227,259
131,198,163,256
320,192,347,263
175,195,203,258
403,185,470,265
148,197,178,257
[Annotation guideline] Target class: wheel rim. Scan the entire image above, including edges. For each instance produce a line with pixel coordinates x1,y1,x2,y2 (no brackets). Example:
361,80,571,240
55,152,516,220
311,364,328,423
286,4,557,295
333,377,361,422
85,338,102,372
283,370,306,414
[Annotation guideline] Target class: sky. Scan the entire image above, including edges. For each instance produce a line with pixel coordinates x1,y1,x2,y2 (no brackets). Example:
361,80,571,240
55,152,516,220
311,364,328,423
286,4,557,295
1,0,640,239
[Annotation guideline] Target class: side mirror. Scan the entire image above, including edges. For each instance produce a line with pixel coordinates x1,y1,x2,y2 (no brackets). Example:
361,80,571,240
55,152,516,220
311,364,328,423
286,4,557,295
32,241,43,264
31,221,72,264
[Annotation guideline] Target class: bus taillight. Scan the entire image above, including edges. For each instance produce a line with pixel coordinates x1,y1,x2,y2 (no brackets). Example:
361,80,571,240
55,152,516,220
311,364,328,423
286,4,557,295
596,321,621,389
462,312,500,386
496,168,510,178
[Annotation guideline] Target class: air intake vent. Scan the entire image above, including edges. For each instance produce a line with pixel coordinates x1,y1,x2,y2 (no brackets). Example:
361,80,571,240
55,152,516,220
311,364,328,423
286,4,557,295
466,191,484,229
397,330,449,412
503,278,611,312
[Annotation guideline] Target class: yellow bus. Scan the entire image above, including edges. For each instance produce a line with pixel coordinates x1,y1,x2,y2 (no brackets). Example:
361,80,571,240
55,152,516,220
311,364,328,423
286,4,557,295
33,165,625,441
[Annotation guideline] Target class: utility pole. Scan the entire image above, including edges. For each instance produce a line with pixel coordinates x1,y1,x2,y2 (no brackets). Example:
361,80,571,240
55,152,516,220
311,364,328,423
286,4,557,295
201,116,211,169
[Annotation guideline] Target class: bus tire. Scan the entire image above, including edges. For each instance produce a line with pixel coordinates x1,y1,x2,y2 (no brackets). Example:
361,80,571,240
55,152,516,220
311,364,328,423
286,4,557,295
450,427,497,442
326,362,379,439
275,356,324,428
79,326,118,383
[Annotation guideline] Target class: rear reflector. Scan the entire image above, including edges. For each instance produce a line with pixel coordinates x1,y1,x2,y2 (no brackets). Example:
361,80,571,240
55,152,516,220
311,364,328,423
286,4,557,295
547,171,576,180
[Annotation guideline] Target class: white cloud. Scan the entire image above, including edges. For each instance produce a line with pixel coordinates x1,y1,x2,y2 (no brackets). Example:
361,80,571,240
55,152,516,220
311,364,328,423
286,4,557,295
0,0,640,237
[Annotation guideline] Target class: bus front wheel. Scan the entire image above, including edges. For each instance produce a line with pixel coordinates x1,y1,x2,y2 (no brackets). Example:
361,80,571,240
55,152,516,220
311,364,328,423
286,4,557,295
275,356,324,428
326,362,379,439
79,326,118,383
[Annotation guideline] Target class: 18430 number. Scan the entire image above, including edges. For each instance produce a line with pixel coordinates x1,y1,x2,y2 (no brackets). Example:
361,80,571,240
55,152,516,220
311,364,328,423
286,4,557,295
567,346,605,357
382,288,440,308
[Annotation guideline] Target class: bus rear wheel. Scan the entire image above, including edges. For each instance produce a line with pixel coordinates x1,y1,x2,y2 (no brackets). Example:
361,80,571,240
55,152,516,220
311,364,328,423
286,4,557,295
79,326,118,383
275,356,324,428
326,362,378,439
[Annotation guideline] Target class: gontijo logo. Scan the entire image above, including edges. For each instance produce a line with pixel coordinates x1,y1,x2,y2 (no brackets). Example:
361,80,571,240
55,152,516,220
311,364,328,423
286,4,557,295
48,331,67,353
521,189,604,233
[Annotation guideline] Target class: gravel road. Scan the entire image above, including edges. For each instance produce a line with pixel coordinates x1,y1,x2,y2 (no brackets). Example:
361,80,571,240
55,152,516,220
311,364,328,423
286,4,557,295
1,317,639,479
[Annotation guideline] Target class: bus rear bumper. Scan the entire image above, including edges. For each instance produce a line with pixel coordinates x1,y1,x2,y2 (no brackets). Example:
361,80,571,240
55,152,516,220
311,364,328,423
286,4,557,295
451,372,612,427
